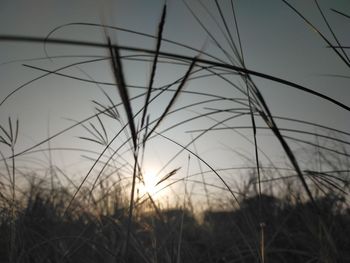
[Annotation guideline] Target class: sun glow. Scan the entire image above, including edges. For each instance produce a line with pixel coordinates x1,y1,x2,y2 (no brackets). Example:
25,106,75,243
141,170,158,196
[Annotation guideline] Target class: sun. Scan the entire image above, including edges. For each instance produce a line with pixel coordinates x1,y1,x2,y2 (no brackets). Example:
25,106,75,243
141,170,158,196
137,167,174,201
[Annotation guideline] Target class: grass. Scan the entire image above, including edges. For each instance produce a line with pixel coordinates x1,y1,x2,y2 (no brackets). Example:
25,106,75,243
0,181,348,262
0,1,349,262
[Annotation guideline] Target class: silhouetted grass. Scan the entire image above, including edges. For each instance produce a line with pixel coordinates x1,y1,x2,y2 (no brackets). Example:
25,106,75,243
0,1,349,262
0,179,349,262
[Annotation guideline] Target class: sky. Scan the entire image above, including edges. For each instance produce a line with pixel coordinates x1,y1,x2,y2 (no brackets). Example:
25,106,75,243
0,0,349,208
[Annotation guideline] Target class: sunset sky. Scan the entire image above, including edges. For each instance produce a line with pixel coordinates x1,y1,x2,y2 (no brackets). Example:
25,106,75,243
0,0,349,205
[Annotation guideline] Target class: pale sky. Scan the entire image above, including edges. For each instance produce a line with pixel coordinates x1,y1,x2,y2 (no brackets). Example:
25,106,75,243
0,0,349,207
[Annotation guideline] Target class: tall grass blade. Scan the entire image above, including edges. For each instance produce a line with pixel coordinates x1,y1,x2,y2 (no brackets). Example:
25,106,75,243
145,57,197,141
282,0,350,68
230,0,245,65
13,119,19,145
96,115,108,144
43,22,227,63
313,0,350,63
0,124,11,142
155,168,181,186
0,136,11,147
8,118,13,143
331,8,350,19
191,136,210,208
196,0,238,62
214,0,241,63
246,85,265,262
108,38,137,150
0,57,107,107
125,156,139,259
141,4,166,129
182,0,236,64
96,87,120,119
79,136,105,146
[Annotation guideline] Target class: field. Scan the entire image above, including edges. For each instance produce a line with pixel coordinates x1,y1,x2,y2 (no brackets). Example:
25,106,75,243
0,1,349,262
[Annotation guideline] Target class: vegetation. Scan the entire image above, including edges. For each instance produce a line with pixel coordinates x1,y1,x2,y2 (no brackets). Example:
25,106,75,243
0,1,349,262
0,179,349,262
